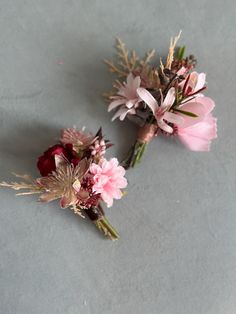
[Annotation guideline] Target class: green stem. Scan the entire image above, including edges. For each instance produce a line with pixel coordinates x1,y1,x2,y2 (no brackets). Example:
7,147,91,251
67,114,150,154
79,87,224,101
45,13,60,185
94,216,120,240
131,142,147,167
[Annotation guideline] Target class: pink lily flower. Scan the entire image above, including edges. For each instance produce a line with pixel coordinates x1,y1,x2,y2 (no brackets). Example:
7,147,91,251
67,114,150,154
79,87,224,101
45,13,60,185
137,87,184,133
177,97,217,151
108,73,142,121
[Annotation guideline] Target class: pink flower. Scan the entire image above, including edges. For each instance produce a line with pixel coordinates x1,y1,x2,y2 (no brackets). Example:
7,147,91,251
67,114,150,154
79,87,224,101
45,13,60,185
137,87,184,133
177,66,188,76
180,71,206,97
90,158,127,207
108,73,142,121
177,97,217,151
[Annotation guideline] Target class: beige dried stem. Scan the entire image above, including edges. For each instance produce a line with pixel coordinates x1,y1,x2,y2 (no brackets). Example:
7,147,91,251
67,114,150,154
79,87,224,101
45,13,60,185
0,173,43,196
104,38,140,77
165,30,182,69
139,49,155,69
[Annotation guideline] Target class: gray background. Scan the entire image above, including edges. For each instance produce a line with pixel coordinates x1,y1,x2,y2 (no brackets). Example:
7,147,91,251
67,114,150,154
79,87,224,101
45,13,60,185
0,1,235,313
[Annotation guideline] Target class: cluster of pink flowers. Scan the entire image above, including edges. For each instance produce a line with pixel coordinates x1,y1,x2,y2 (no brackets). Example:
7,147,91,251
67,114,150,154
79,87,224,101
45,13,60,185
108,71,217,151
37,128,127,209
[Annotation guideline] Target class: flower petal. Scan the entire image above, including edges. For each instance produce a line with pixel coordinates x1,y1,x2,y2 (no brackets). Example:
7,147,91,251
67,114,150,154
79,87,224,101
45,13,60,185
162,87,176,110
137,87,158,114
126,72,134,86
179,97,215,127
195,73,206,91
108,99,125,112
111,107,129,121
163,112,184,125
132,75,141,91
101,191,114,208
178,132,211,151
126,100,134,109
157,119,173,133
178,114,217,151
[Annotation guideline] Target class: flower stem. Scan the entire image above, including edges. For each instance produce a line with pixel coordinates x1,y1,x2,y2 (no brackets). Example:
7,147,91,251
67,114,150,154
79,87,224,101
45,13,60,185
122,123,156,169
94,216,120,240
122,140,147,169
85,206,119,240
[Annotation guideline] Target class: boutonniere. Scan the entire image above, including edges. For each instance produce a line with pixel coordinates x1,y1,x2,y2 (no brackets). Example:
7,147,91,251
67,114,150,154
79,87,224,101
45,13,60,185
0,127,127,240
104,32,217,168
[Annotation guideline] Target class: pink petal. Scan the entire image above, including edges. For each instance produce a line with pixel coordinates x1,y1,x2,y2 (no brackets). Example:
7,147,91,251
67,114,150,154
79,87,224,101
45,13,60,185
137,87,158,114
178,133,211,151
195,73,206,91
90,163,101,174
157,119,173,133
126,73,134,87
179,102,208,127
178,114,217,151
111,107,129,121
162,87,176,109
114,177,128,188
109,158,119,168
180,96,215,128
111,188,123,199
120,108,132,120
188,72,198,91
101,191,113,208
132,76,141,91
108,99,125,112
126,100,134,109
177,66,187,76
163,112,184,125
179,115,217,140
195,96,215,113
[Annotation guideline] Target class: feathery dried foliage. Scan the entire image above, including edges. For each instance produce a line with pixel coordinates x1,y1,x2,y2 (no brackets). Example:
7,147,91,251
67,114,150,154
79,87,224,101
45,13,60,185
165,31,182,69
0,173,43,196
104,37,156,78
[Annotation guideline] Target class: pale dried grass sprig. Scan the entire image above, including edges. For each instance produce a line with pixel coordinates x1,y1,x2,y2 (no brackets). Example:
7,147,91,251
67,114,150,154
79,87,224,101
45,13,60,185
165,30,182,69
0,173,43,195
104,38,156,78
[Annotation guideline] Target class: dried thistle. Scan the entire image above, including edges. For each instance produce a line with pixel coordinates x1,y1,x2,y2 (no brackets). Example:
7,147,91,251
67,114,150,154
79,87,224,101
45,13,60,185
37,159,90,208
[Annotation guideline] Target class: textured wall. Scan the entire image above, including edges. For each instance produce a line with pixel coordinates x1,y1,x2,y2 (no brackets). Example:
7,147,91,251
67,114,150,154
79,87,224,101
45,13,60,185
0,1,235,313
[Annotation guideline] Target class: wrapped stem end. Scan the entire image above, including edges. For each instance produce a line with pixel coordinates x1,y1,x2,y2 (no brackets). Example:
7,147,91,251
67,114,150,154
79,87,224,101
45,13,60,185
122,123,156,169
85,206,119,241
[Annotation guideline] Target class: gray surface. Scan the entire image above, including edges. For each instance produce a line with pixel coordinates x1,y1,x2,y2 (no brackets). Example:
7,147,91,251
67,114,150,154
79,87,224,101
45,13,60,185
0,1,235,313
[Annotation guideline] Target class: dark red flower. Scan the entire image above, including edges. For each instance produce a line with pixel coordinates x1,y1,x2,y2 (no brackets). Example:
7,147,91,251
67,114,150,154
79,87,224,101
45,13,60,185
37,144,80,176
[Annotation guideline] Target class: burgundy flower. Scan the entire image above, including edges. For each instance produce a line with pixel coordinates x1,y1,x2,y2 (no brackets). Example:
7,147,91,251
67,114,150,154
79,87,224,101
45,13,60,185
37,144,80,177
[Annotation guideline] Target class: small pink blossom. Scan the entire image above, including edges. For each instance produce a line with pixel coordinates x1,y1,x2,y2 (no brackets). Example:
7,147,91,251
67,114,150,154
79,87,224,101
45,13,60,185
89,139,106,157
90,158,127,207
137,87,184,133
180,71,206,97
177,66,188,76
108,73,142,121
177,97,217,151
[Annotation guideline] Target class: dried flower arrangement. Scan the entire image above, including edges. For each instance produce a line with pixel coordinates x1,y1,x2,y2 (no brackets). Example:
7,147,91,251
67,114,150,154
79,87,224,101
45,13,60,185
104,32,217,168
0,128,127,240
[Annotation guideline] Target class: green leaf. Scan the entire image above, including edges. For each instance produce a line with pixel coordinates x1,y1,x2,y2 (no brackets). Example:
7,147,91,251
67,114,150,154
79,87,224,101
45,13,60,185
177,46,186,60
173,108,198,117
